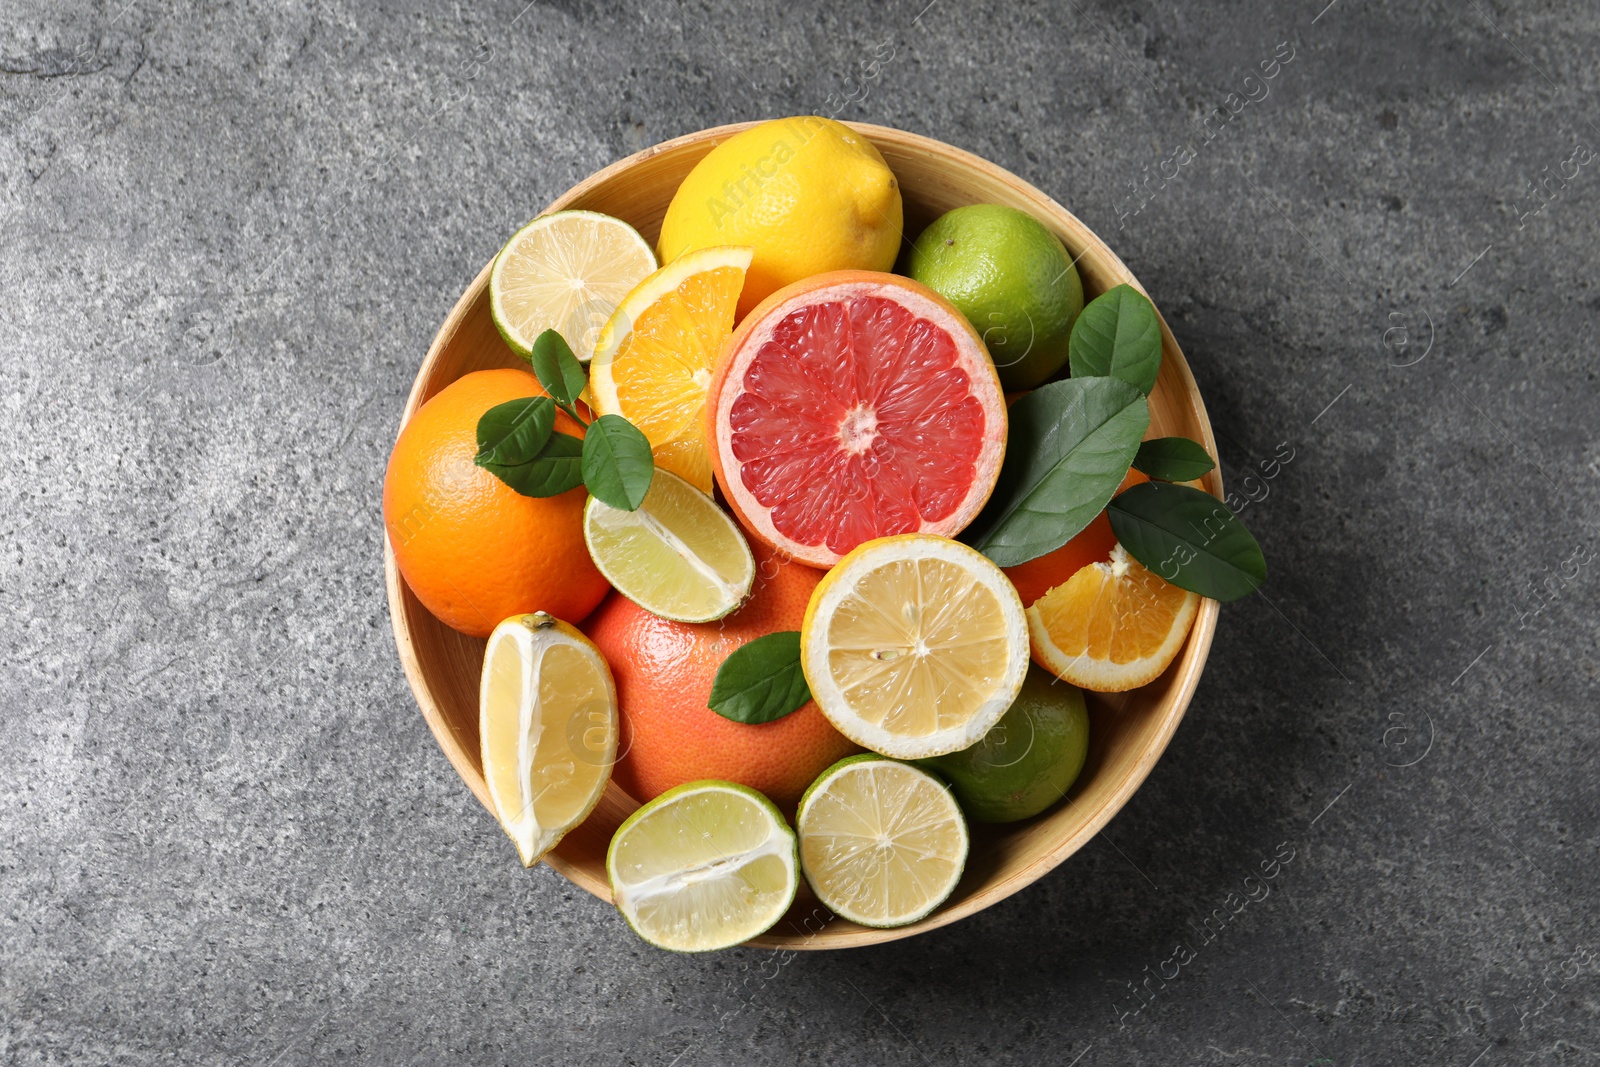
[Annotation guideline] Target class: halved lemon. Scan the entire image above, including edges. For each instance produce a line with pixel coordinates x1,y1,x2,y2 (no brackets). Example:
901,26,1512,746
606,780,798,952
1027,543,1200,692
796,755,968,928
480,613,617,866
589,245,753,494
582,468,755,623
800,534,1029,760
489,210,657,360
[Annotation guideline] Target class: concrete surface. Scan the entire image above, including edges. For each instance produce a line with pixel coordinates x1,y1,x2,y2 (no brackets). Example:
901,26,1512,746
2,0,1598,1063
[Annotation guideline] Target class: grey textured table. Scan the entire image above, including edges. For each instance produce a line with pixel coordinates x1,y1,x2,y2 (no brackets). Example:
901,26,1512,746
4,1,1597,1064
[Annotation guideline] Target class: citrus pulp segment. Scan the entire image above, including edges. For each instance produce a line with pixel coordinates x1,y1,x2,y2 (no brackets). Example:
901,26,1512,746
708,271,1007,568
590,245,753,494
606,780,798,952
582,468,755,623
800,534,1029,760
796,755,968,928
489,210,657,360
1026,544,1200,692
480,613,618,867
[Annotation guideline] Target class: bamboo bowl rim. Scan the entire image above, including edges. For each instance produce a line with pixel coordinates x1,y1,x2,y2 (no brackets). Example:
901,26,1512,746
384,121,1220,950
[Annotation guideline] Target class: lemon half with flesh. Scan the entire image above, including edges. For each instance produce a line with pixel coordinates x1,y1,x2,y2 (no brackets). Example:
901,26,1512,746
800,534,1029,760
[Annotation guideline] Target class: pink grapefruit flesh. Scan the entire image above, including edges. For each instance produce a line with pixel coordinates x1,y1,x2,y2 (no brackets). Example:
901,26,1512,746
707,270,1007,567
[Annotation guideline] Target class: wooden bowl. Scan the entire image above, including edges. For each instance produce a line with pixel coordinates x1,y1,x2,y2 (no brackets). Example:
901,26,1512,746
385,122,1221,950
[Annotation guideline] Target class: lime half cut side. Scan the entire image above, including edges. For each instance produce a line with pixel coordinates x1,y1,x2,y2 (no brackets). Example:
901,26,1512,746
796,755,968,928
489,210,657,361
606,780,798,952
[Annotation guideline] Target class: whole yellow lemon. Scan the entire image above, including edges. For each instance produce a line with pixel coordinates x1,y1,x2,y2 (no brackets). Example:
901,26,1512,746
659,116,904,319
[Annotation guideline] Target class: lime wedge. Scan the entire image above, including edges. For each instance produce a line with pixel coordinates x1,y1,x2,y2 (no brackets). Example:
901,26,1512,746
796,755,968,928
583,469,755,623
489,210,657,360
480,613,617,866
606,780,798,952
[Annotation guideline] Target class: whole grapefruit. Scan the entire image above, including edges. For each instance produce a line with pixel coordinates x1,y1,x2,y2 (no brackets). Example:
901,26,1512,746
383,368,609,637
585,542,860,811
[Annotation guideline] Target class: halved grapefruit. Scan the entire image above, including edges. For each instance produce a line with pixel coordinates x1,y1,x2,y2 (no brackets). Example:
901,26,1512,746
706,270,1007,568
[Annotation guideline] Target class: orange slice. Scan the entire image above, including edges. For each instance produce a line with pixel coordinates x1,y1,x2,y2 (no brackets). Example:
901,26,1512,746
1026,544,1199,692
589,245,753,494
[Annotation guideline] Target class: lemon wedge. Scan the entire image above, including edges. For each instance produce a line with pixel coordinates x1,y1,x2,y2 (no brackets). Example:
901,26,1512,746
480,613,617,866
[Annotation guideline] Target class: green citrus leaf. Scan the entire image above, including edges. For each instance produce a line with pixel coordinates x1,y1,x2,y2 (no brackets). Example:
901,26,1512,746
1132,437,1216,482
530,329,588,409
581,414,655,511
708,631,811,725
474,397,555,467
1107,481,1266,602
962,377,1149,568
477,430,585,497
1068,284,1162,394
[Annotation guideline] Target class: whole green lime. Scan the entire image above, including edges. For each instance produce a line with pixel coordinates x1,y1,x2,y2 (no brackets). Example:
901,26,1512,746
906,204,1084,390
916,666,1089,823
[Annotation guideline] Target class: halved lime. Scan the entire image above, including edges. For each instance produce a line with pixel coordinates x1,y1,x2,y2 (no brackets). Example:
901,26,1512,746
489,210,657,361
796,755,968,928
606,780,798,952
480,613,618,867
583,468,755,623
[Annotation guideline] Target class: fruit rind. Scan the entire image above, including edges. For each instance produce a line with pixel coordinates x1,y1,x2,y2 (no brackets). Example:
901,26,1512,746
800,534,1029,759
707,270,1008,568
795,754,969,928
605,779,799,952
479,612,618,868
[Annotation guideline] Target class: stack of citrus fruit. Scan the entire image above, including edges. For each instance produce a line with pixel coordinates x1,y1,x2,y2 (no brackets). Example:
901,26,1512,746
383,116,1243,953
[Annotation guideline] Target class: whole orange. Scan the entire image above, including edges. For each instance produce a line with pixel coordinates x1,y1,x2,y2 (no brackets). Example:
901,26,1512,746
584,543,861,812
1003,469,1150,608
383,368,609,637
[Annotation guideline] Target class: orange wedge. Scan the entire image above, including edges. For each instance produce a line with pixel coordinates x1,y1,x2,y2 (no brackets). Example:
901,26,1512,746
588,245,753,494
1026,544,1200,692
